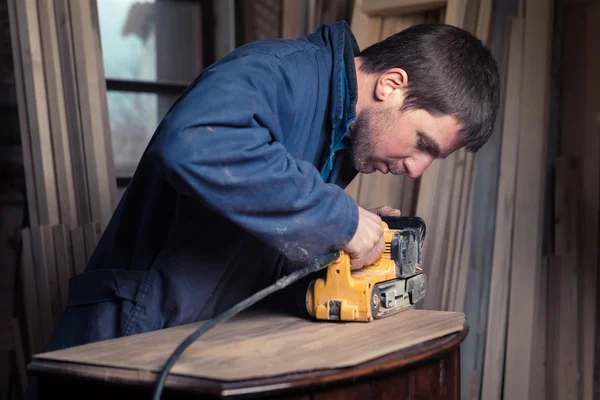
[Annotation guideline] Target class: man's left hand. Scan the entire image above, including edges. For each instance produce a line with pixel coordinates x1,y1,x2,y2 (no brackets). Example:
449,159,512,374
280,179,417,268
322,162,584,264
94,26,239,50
367,205,401,217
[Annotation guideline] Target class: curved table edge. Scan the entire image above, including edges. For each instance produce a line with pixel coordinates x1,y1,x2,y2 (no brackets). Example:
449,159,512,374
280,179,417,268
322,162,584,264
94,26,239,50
29,321,469,398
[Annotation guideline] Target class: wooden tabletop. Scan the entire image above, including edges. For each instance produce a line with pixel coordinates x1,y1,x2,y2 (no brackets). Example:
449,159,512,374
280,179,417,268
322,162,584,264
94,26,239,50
30,309,468,397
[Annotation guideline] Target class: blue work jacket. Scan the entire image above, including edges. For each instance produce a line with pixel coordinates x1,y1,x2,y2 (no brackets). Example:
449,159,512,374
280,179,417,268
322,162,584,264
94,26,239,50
47,21,361,351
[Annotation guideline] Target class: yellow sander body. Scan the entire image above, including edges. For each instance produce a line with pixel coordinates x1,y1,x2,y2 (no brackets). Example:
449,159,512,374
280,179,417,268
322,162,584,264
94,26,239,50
305,216,428,322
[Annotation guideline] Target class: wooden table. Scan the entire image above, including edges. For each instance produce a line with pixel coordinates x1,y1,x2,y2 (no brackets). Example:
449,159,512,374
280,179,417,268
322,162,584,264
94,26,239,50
29,309,468,399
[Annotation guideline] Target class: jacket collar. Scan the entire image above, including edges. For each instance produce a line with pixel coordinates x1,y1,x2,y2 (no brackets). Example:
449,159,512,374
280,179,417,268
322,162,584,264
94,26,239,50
306,21,360,128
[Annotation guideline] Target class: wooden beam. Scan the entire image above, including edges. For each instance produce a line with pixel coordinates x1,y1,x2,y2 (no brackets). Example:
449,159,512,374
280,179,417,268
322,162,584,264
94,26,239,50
581,4,600,399
443,0,467,27
20,228,43,356
37,0,79,227
503,0,554,396
8,0,60,226
420,155,456,311
480,15,524,400
52,224,74,311
349,0,383,50
214,0,236,61
69,0,118,228
30,226,56,349
281,0,306,39
361,0,446,16
546,156,581,400
53,0,93,224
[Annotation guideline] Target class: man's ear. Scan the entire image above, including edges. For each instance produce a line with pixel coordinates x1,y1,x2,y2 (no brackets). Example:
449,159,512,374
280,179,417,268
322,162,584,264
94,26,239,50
374,68,408,101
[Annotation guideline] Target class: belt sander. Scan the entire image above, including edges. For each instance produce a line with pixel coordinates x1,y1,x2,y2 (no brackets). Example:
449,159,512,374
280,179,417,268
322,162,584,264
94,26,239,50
305,216,428,322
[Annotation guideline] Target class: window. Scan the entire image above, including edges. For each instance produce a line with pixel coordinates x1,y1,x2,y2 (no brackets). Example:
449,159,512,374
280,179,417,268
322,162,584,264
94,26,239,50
96,0,216,191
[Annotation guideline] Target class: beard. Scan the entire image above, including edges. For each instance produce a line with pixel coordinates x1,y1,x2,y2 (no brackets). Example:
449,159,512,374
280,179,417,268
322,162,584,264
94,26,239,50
348,107,403,175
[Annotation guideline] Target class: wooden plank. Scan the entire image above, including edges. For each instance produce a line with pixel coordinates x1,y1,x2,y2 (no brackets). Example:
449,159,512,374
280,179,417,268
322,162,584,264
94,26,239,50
7,0,39,225
69,0,117,228
53,0,92,224
440,150,466,310
19,228,43,356
37,0,78,227
214,0,236,61
462,0,481,34
420,155,456,311
530,252,548,400
480,15,524,400
281,0,306,39
558,5,598,399
400,172,417,216
349,0,383,50
30,226,60,347
475,0,494,44
52,224,74,311
546,156,581,400
446,152,473,311
70,226,87,276
41,225,61,329
503,0,553,396
83,222,102,262
314,0,348,26
451,165,473,313
35,309,465,381
581,4,600,399
8,0,60,226
443,0,467,27
362,0,446,16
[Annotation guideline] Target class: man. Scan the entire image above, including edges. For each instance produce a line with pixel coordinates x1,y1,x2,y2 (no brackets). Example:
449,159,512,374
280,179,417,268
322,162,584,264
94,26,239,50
48,20,499,351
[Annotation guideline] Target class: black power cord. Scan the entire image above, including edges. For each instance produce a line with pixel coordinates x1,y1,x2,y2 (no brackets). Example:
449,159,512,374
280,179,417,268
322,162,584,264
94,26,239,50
151,251,340,400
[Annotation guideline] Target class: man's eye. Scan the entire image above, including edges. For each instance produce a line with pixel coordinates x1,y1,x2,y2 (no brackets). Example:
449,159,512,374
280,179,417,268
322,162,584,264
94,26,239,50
418,138,428,151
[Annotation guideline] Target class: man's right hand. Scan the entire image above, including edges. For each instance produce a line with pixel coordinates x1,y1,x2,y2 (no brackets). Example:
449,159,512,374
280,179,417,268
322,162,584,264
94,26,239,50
343,207,385,270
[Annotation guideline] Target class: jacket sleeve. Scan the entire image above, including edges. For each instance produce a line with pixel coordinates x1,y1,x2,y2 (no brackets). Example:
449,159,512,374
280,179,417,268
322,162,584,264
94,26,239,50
145,51,359,263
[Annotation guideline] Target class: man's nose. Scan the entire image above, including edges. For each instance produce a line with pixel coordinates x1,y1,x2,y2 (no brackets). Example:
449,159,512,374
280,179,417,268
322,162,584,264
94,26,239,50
405,155,434,179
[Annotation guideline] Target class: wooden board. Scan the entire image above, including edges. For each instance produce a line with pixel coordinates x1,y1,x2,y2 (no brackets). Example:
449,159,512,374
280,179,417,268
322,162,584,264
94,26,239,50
70,226,87,275
52,224,74,310
281,0,306,39
581,4,600,399
20,228,43,356
8,0,60,226
556,4,599,400
37,0,78,228
30,226,56,349
503,0,553,396
362,0,446,16
214,0,236,61
546,157,581,400
35,309,465,381
480,15,524,400
69,0,117,228
53,0,93,224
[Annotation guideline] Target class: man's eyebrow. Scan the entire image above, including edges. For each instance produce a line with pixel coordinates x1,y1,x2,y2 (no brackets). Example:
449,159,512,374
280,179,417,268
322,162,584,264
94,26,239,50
418,131,445,159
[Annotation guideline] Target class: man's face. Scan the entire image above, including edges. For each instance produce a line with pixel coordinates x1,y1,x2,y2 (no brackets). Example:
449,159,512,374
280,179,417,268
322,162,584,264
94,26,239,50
348,105,464,179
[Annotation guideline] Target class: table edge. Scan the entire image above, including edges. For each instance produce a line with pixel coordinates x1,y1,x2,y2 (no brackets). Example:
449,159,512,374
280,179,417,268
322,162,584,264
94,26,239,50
30,321,469,397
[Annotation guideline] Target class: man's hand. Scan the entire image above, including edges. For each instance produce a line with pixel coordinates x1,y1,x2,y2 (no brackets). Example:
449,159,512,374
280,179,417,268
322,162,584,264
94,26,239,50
343,207,386,270
367,205,401,217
